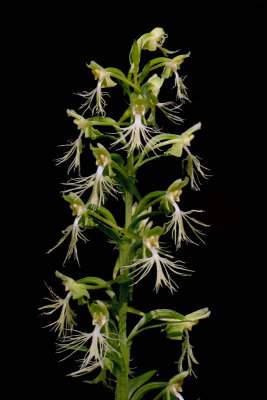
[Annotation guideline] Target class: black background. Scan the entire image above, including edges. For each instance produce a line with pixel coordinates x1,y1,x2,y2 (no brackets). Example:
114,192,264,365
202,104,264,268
9,1,265,399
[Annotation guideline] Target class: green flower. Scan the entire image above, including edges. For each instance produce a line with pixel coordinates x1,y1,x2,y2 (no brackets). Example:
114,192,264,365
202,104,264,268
163,178,209,249
123,226,190,293
79,61,117,116
58,301,117,377
162,53,191,102
47,193,88,265
63,143,118,207
137,27,167,52
55,270,90,304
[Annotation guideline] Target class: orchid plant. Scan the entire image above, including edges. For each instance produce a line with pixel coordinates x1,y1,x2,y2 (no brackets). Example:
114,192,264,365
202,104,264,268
40,28,210,400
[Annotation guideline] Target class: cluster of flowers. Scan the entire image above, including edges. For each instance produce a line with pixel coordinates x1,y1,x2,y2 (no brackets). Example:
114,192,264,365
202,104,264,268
41,27,210,397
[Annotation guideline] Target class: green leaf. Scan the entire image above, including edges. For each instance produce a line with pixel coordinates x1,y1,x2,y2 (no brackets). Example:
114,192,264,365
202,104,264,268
96,205,118,226
129,211,163,231
131,382,167,400
129,370,157,399
113,167,141,200
111,153,125,167
112,257,120,280
127,306,145,316
97,221,122,243
118,79,132,96
138,61,151,84
134,191,166,216
130,40,141,71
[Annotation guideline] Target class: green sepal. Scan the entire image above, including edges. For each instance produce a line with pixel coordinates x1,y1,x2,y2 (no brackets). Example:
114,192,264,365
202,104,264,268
87,61,117,88
71,285,90,301
131,382,168,400
84,367,110,387
63,192,84,207
163,323,185,340
55,270,90,301
84,125,102,139
83,214,98,228
166,177,189,195
185,307,211,321
89,300,109,320
146,91,158,106
129,370,157,399
168,371,189,386
90,142,111,160
142,74,164,99
165,140,183,157
146,226,164,238
160,178,189,213
137,27,166,52
77,296,88,305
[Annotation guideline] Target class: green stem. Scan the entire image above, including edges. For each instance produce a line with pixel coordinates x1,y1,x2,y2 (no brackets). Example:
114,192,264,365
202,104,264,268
115,155,134,400
110,72,142,93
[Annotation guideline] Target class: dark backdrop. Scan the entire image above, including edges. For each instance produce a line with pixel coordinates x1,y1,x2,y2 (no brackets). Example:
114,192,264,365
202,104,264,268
11,1,265,399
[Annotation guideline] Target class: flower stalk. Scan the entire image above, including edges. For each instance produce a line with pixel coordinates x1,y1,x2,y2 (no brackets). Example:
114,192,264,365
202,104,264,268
41,27,210,400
